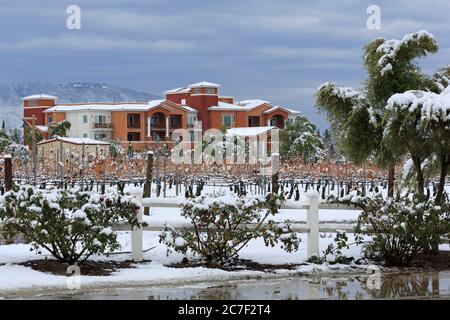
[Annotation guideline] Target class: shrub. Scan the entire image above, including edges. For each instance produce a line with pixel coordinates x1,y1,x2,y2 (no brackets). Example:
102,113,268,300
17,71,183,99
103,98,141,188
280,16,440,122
159,193,299,265
342,194,450,266
0,186,143,264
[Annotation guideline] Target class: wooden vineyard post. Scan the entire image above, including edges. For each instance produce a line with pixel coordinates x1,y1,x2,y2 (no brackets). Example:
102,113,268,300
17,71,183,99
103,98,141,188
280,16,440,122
4,155,12,192
143,151,154,215
271,153,280,194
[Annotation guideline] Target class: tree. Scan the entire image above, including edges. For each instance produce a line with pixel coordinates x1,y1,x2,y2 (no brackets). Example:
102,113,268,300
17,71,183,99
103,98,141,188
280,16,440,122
9,128,23,144
280,115,324,162
385,88,450,202
24,126,43,145
316,30,440,197
49,120,71,138
322,129,338,160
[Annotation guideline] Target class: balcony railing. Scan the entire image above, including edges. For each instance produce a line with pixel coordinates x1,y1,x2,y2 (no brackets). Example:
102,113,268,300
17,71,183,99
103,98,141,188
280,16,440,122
93,123,114,129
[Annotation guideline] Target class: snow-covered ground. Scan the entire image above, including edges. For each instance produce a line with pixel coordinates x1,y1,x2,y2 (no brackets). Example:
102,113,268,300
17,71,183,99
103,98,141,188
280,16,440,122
0,230,372,293
0,184,449,294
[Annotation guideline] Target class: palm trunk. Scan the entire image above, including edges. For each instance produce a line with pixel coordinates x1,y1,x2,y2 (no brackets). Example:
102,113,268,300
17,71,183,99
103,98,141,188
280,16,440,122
388,167,395,198
435,155,449,204
411,156,425,198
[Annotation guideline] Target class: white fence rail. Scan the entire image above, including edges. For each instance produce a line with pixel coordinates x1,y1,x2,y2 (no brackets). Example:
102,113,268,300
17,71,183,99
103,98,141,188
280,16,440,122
129,190,357,262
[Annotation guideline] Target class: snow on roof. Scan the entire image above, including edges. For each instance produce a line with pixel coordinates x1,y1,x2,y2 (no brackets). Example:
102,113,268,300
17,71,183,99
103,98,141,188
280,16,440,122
164,81,220,94
237,99,270,108
164,87,191,94
263,106,301,114
188,81,220,88
35,125,48,133
44,100,166,113
179,105,198,113
208,101,253,111
226,126,277,137
21,94,58,101
38,137,110,146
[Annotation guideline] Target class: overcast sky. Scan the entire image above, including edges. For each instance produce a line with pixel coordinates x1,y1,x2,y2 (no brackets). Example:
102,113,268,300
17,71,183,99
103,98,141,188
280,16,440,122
1,0,449,130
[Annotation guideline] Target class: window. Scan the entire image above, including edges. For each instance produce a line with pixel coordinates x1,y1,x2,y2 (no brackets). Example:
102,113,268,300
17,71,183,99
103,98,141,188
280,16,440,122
94,115,107,124
127,114,141,129
193,88,201,94
83,115,88,124
187,115,197,126
181,99,187,105
127,132,141,141
222,114,235,128
206,88,215,94
29,100,37,107
270,118,277,126
83,133,88,138
94,134,106,140
150,115,158,125
48,116,54,124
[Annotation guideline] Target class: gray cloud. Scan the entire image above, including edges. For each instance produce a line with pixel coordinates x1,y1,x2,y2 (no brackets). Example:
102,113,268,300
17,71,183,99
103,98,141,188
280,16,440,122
0,0,449,130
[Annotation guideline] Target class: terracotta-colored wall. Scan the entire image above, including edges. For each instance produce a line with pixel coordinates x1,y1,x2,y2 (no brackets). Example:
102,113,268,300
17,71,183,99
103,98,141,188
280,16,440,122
23,99,56,108
111,112,128,141
218,97,234,104
263,109,290,127
166,92,218,131
24,108,47,126
23,99,57,127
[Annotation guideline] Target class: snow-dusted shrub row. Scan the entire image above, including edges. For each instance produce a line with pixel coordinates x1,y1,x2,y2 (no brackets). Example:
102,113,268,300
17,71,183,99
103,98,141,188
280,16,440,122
0,186,144,264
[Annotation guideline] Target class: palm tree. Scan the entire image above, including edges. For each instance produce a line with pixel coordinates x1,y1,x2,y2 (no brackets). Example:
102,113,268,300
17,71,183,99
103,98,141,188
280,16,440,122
49,120,71,138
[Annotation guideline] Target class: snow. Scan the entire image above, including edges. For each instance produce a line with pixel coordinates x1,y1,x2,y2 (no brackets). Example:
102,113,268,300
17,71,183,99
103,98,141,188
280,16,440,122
0,231,369,293
44,99,166,112
226,126,276,137
317,82,364,100
164,87,191,94
263,106,300,115
387,88,450,123
35,125,48,133
37,137,110,146
164,81,220,95
188,81,220,88
208,101,253,111
178,105,198,113
21,94,58,101
238,99,270,108
376,30,435,76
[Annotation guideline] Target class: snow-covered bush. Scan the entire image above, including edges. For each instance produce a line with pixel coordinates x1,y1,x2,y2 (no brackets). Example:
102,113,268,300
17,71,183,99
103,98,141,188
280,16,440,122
0,186,143,264
344,194,450,266
159,193,299,265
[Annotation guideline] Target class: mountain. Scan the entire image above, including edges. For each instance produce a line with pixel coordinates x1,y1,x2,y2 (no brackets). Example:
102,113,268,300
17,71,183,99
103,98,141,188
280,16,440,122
0,82,161,130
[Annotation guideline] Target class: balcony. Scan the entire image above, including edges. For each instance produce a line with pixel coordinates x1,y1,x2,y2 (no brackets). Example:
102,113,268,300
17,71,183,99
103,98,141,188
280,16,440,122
93,123,114,130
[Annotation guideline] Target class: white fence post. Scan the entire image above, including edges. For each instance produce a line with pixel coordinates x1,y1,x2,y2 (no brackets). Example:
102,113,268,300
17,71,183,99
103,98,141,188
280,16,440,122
306,191,319,259
131,188,143,262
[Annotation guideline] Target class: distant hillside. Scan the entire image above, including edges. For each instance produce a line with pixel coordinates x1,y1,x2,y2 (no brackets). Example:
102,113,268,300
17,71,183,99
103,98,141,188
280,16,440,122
0,82,160,130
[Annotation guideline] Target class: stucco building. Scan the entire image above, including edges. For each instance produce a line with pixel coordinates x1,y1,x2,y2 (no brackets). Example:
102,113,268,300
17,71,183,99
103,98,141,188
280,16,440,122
22,81,300,151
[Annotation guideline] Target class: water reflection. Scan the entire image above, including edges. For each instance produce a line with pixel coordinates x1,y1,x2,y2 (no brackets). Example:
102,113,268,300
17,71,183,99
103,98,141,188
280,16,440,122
4,271,450,300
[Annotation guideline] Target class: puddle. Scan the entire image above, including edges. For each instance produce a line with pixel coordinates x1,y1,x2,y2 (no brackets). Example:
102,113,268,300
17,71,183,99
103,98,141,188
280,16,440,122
3,271,450,300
